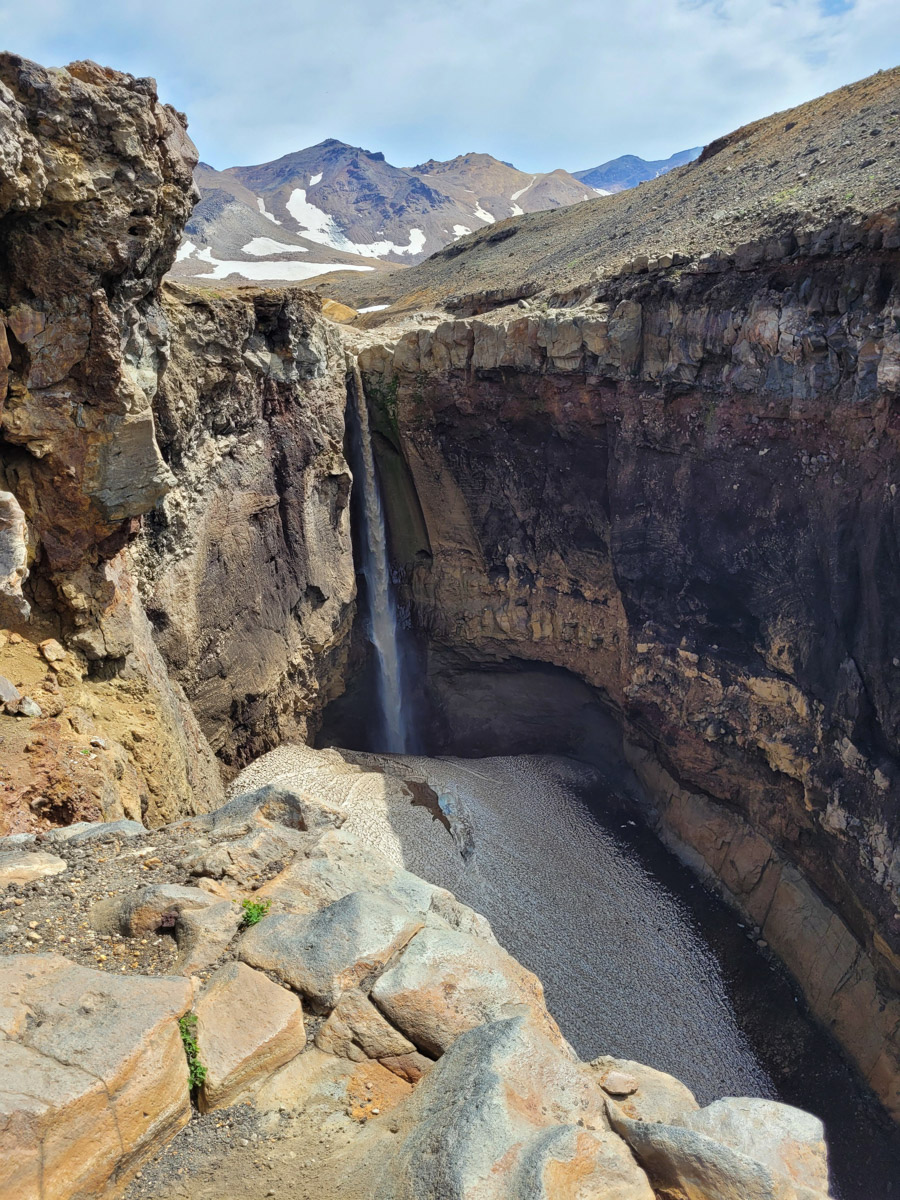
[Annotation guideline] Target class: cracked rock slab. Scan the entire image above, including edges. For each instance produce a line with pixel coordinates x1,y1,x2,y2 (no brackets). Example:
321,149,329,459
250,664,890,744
239,890,424,1009
172,899,242,975
195,962,305,1111
0,953,192,1200
315,987,418,1061
370,925,567,1057
606,1096,830,1200
0,848,67,889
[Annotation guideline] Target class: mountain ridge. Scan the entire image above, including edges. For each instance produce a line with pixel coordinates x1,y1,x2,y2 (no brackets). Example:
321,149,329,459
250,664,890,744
574,146,702,192
171,139,654,284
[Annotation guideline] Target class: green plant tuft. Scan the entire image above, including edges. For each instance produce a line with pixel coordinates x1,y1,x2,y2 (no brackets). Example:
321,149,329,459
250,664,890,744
178,1013,207,1092
240,898,271,928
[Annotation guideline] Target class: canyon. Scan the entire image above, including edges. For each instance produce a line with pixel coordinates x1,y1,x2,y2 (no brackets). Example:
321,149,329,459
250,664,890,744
1,48,899,1200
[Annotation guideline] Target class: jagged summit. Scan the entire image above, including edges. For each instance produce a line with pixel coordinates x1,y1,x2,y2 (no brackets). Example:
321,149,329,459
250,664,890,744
169,141,599,283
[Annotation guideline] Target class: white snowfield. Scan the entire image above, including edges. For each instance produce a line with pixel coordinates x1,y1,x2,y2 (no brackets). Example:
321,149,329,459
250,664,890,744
358,304,389,312
594,187,612,196
241,236,309,256
286,188,426,259
309,172,323,186
510,203,524,216
473,203,495,224
180,244,374,282
175,239,196,262
256,197,282,224
510,176,536,202
452,224,471,238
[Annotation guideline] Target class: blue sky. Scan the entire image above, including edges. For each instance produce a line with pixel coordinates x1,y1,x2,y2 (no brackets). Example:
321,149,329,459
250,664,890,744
1,0,897,172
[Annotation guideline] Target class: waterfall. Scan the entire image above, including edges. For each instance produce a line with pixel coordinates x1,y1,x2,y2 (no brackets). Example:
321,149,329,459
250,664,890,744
346,358,409,753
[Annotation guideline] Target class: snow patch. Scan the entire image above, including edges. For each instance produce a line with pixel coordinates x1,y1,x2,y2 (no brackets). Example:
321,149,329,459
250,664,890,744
286,189,426,258
257,197,282,224
510,176,537,202
309,172,323,186
453,225,471,238
190,246,373,282
593,187,612,196
473,204,495,224
242,236,308,256
510,204,523,216
358,304,389,313
175,240,196,262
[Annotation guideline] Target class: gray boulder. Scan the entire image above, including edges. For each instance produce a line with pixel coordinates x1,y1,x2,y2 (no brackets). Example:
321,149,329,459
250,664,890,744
49,819,147,844
188,782,346,835
361,1015,654,1200
678,1097,829,1195
239,890,424,1009
606,1096,831,1200
90,883,219,936
370,925,567,1057
589,1054,699,1123
0,848,67,889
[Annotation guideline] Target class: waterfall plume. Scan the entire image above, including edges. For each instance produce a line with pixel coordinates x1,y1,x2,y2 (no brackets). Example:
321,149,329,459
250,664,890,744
346,357,409,753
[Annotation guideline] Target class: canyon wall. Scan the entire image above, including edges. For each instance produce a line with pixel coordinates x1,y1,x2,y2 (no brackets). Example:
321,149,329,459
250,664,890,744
356,217,900,1116
133,282,355,768
0,56,355,830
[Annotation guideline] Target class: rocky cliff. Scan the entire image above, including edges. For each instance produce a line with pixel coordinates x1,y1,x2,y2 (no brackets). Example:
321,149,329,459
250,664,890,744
133,281,355,766
1,46,898,1186
0,56,355,831
354,206,900,1116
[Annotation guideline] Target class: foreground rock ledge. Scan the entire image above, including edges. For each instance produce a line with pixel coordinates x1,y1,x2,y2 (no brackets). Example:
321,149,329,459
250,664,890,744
0,955,193,1200
0,775,833,1200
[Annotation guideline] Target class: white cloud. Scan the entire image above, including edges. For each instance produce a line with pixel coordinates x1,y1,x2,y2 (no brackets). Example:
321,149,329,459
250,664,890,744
3,0,898,172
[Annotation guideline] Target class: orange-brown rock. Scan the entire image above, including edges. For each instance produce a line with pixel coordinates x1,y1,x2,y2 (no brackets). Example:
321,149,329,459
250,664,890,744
0,954,193,1200
195,962,305,1110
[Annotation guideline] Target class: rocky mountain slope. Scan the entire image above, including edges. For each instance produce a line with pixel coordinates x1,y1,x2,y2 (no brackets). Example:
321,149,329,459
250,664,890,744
573,146,702,192
311,67,899,315
169,140,598,282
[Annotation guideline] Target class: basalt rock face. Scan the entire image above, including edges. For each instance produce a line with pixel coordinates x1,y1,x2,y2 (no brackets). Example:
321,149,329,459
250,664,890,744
131,282,355,766
0,57,355,828
0,54,226,827
0,55,194,588
356,215,900,1115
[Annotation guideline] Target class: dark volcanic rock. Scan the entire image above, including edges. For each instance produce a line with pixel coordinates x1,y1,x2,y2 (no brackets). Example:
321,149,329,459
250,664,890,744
355,220,900,1118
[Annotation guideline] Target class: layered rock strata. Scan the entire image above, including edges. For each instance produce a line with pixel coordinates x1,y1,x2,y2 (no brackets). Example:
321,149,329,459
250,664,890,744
132,281,355,765
355,215,900,1116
